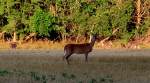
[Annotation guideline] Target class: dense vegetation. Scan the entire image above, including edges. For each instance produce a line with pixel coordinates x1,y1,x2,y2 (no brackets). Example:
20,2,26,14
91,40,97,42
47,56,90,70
0,0,149,43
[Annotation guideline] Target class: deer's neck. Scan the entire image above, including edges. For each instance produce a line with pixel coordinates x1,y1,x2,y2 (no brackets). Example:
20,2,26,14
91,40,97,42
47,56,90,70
90,39,96,47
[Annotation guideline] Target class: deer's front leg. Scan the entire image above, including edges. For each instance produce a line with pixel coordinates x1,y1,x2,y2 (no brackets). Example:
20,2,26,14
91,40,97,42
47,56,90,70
66,54,72,65
85,53,89,62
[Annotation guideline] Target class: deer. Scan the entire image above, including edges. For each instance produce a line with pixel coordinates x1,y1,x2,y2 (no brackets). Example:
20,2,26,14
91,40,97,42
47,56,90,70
63,35,96,64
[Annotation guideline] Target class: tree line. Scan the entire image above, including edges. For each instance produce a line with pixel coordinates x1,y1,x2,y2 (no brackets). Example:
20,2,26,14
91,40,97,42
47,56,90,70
0,0,149,43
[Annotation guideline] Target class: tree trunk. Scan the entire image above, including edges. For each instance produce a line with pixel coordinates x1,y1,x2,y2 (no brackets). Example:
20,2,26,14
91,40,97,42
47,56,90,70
13,31,17,42
49,3,56,16
136,0,141,29
10,31,17,49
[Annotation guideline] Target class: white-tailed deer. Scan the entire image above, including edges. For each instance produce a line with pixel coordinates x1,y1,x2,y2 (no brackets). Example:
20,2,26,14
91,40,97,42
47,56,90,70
63,35,96,64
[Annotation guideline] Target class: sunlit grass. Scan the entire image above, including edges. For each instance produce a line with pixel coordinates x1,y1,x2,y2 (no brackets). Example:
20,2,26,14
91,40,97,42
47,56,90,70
0,39,150,49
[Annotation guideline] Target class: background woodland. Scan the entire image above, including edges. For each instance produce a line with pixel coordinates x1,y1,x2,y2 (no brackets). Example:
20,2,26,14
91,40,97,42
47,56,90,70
0,0,150,48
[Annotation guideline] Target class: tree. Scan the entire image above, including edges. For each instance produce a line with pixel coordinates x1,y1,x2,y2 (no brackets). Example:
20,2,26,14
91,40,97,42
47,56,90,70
29,8,58,38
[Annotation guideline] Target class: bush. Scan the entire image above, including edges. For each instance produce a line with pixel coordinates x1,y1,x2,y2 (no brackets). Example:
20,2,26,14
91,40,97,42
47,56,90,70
30,8,58,38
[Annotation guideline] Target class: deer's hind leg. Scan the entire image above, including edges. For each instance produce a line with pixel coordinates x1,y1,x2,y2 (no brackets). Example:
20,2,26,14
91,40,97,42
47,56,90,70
63,49,68,60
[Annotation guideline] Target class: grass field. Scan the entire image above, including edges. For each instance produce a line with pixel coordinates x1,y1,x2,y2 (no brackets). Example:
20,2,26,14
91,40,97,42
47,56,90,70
0,49,150,83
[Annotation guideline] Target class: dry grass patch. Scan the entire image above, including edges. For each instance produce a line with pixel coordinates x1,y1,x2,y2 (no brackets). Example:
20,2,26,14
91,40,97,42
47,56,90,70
1,39,150,49
0,52,150,83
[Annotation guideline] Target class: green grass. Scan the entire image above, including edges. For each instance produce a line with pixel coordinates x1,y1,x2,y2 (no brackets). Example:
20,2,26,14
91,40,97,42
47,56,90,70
0,69,10,76
0,53,150,83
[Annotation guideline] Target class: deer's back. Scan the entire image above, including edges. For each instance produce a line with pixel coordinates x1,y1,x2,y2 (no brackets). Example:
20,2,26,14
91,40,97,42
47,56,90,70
64,43,92,54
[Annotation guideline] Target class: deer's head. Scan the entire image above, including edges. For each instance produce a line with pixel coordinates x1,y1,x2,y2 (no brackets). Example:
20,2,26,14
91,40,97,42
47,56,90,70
89,34,97,43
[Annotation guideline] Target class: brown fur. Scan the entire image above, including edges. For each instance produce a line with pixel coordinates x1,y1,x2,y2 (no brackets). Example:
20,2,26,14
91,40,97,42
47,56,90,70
63,35,96,64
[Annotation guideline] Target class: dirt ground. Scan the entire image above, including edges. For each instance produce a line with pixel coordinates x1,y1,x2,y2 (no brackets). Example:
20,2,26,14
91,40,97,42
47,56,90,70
0,49,150,83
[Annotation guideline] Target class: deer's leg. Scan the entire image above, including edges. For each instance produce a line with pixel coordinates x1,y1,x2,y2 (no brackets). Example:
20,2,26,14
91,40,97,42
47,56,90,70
65,54,72,65
63,49,67,60
63,50,68,60
63,54,66,61
85,53,89,62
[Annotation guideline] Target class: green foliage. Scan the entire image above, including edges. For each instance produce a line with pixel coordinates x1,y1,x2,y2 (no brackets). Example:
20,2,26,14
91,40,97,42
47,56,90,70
110,0,134,38
0,0,149,41
0,69,10,76
30,8,57,37
72,0,134,38
140,17,150,35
